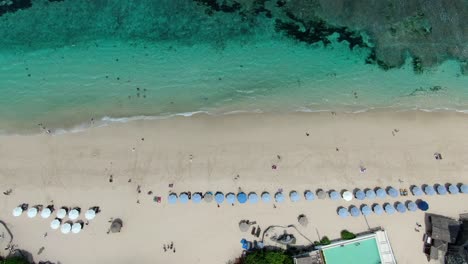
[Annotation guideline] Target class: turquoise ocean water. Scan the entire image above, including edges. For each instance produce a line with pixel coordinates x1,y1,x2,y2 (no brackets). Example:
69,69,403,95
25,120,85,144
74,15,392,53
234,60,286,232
0,1,467,134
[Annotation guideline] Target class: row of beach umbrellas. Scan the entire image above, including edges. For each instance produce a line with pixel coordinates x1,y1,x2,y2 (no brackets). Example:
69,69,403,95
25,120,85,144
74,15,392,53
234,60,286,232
169,191,304,204
12,205,97,221
50,219,84,234
411,184,467,196
337,200,429,218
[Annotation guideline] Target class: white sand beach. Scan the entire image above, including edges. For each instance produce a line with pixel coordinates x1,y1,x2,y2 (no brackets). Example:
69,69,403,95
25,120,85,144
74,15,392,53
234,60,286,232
1,111,468,264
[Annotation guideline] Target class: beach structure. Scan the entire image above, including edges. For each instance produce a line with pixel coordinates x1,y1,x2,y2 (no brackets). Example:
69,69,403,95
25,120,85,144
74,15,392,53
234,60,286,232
337,207,349,218
329,190,340,200
237,192,247,204
248,192,258,204
424,185,436,196
376,188,387,198
365,189,376,199
50,219,61,230
395,202,406,213
226,193,236,204
417,200,429,211
68,209,80,220
298,215,308,226
27,207,38,218
304,190,314,201
168,193,177,204
215,192,224,204
41,208,52,219
349,206,360,217
373,204,384,215
342,190,353,201
289,191,300,202
387,187,399,198
204,192,213,203
192,193,202,203
384,204,395,214
436,185,448,195
412,186,424,196
261,192,270,203
448,184,459,194
71,223,82,234
461,184,468,194
85,209,96,220
179,193,189,204
361,205,372,216
12,207,23,217
316,189,326,199
407,201,418,212
61,223,72,234
275,192,285,203
355,190,365,200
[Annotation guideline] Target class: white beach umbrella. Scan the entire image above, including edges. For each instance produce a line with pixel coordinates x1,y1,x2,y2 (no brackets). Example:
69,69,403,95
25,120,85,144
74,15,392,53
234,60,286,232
12,207,23,217
71,223,82,234
61,223,72,234
68,209,80,220
27,207,38,218
50,219,61,230
342,191,353,201
85,209,96,220
56,208,67,219
41,208,52,219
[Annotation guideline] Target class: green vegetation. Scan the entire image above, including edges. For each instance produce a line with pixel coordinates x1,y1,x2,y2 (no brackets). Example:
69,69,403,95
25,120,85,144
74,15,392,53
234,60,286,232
319,236,331,245
245,250,293,264
340,230,356,240
0,256,30,264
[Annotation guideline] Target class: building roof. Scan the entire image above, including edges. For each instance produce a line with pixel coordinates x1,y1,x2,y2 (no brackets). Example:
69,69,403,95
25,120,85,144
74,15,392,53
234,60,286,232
429,214,461,243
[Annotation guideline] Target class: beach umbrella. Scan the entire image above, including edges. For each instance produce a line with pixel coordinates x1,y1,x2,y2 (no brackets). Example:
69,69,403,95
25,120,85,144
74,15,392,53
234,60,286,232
261,192,271,203
61,223,72,234
12,207,23,217
407,201,417,212
329,191,340,200
350,206,360,217
373,204,383,215
436,185,448,195
461,184,468,194
71,223,82,234
376,188,387,198
168,193,178,204
192,193,202,203
304,191,315,201
387,187,399,198
27,207,38,218
289,191,300,202
226,193,236,204
396,202,406,213
239,221,249,232
424,186,436,196
275,192,285,203
338,207,349,218
448,184,459,194
411,186,423,196
179,193,189,204
342,191,353,201
355,190,366,200
417,200,429,211
68,209,80,220
361,205,372,216
56,208,67,219
384,204,395,214
215,192,225,204
237,192,247,204
248,193,258,204
316,189,326,199
41,208,52,219
298,215,308,226
110,218,123,233
365,189,376,199
50,219,61,229
204,192,213,203
85,209,96,220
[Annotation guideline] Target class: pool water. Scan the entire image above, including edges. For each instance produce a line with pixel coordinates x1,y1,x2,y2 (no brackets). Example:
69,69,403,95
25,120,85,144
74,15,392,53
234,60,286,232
322,237,381,264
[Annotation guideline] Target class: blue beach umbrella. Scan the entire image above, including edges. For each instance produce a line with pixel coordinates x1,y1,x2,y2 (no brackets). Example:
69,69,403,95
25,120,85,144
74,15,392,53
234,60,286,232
192,193,202,203
407,201,417,212
290,191,300,202
338,207,349,218
461,184,468,194
373,204,383,215
424,186,436,196
376,188,387,198
395,202,406,213
179,193,189,204
168,193,178,204
355,190,366,200
417,200,429,211
436,185,448,195
237,192,247,204
248,192,258,204
361,205,372,216
226,193,236,204
350,206,360,217
411,186,423,196
215,192,224,204
304,191,315,201
365,189,376,199
261,192,270,203
329,191,340,200
275,192,285,203
448,184,459,194
384,204,396,214
387,187,399,198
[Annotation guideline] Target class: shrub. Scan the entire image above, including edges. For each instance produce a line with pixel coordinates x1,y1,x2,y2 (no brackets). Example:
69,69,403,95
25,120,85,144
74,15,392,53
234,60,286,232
341,230,356,240
319,236,331,245
1,256,30,264
245,250,293,264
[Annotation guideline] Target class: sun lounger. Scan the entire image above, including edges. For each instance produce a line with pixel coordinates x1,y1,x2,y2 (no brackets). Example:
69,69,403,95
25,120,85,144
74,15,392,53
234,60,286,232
251,226,256,235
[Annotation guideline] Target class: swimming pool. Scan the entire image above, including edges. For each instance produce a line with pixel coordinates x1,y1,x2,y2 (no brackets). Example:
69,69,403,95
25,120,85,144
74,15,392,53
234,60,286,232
322,237,381,264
